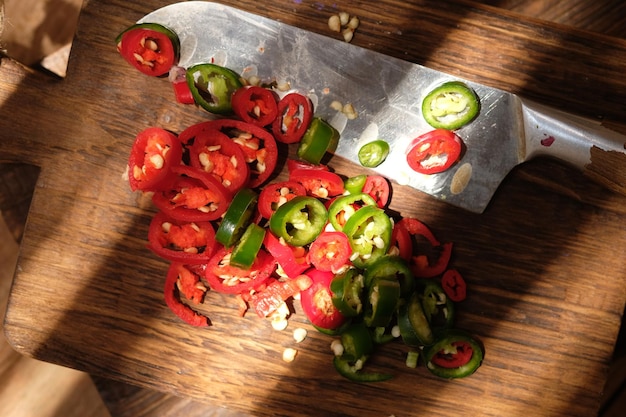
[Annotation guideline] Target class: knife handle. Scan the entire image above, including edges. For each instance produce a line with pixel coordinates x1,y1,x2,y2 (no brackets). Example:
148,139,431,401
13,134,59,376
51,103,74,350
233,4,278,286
522,99,626,196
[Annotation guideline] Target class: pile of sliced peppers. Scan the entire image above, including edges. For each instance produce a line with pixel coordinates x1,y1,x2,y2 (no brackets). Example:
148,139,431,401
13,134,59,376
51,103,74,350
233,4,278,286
118,21,484,383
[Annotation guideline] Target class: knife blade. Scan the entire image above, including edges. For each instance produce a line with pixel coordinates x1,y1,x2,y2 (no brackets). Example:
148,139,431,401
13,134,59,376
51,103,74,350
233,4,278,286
138,1,626,213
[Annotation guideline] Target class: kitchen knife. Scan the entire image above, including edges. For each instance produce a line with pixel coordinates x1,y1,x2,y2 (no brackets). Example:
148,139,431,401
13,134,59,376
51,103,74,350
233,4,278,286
137,1,626,213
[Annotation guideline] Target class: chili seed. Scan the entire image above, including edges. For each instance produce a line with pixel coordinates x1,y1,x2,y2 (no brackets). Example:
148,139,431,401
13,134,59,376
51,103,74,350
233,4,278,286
339,11,350,26
161,222,172,233
331,340,344,356
132,165,143,180
184,247,199,254
293,328,308,343
282,348,298,362
348,16,360,30
271,317,289,331
328,15,341,32
342,28,354,43
145,38,159,51
149,154,164,169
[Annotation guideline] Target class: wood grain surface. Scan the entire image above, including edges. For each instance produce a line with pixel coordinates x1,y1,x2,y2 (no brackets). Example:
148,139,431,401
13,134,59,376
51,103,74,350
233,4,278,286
1,1,625,416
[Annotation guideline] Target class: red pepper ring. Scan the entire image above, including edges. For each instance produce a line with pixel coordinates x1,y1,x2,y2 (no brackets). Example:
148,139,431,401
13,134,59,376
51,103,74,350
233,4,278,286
272,92,314,144
184,119,278,188
147,211,217,264
306,231,352,273
152,165,232,222
128,127,183,192
164,263,210,327
116,23,180,77
362,175,391,208
188,129,250,193
204,247,276,295
441,269,467,302
232,86,279,127
397,217,453,278
405,129,463,175
257,180,307,219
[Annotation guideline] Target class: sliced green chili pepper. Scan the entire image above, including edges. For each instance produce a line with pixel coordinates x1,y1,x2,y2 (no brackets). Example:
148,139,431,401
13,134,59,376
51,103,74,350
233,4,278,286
421,81,480,130
358,140,390,168
297,117,340,164
332,323,393,382
215,188,258,248
186,63,243,114
342,205,392,269
230,223,266,269
363,277,400,328
364,255,415,297
416,279,455,331
424,330,484,379
344,174,367,195
269,196,328,246
330,268,365,317
371,326,396,344
397,292,434,347
327,193,377,232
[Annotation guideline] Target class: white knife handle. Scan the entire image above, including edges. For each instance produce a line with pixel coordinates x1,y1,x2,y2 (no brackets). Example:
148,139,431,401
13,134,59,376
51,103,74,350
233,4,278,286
522,99,626,195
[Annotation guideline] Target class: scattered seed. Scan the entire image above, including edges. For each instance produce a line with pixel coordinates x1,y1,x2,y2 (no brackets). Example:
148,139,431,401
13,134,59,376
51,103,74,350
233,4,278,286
293,327,308,343
338,12,350,26
282,348,298,362
328,15,341,32
331,339,344,356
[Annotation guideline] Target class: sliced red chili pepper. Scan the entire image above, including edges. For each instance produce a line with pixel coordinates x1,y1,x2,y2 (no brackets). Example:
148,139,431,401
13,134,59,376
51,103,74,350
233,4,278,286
189,129,250,192
396,217,453,278
247,275,312,318
164,263,210,327
289,168,345,199
147,211,216,264
169,66,195,104
271,92,313,144
198,119,279,188
204,247,275,294
263,231,310,278
306,231,352,273
152,165,231,222
362,175,391,208
441,269,467,302
390,220,413,261
232,86,279,127
286,159,330,173
116,23,180,77
405,129,463,175
300,268,348,332
257,180,307,220
128,127,182,192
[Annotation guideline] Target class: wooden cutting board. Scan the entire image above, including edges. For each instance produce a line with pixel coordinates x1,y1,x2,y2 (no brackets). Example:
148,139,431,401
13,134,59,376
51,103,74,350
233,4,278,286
2,1,625,416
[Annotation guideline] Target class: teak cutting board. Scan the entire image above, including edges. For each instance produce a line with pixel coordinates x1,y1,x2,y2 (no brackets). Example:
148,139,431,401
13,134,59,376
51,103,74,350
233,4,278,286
1,1,625,416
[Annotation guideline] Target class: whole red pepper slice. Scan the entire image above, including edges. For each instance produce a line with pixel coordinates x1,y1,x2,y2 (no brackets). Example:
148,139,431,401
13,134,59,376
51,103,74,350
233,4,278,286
289,168,345,199
116,23,180,77
300,268,348,332
362,175,391,208
441,269,467,302
164,263,210,327
306,231,352,273
232,86,279,127
397,217,453,278
180,119,278,188
128,127,182,192
188,129,250,193
152,165,232,222
271,92,314,144
204,247,275,294
263,231,310,278
405,129,463,175
257,180,307,219
147,211,217,264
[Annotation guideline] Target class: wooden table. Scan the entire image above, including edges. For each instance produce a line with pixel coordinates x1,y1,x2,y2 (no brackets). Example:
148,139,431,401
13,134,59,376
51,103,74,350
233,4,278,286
2,1,625,416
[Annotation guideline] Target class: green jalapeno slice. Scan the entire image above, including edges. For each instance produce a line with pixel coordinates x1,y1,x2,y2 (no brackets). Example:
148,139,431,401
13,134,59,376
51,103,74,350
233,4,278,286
269,196,328,247
230,223,266,269
421,81,480,130
358,139,390,168
416,279,455,331
342,205,392,268
424,330,484,379
364,255,415,297
327,193,377,232
397,291,434,347
186,63,243,114
330,268,365,317
363,277,401,328
215,188,258,248
297,117,340,165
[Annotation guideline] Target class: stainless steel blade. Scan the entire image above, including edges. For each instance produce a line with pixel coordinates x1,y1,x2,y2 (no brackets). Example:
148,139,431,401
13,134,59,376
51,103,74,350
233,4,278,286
138,1,626,213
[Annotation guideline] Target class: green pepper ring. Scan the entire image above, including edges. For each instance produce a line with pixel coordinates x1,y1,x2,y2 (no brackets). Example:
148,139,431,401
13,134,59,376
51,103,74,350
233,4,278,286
358,139,390,168
269,196,328,247
186,63,243,114
230,223,266,269
424,330,484,379
421,81,480,130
